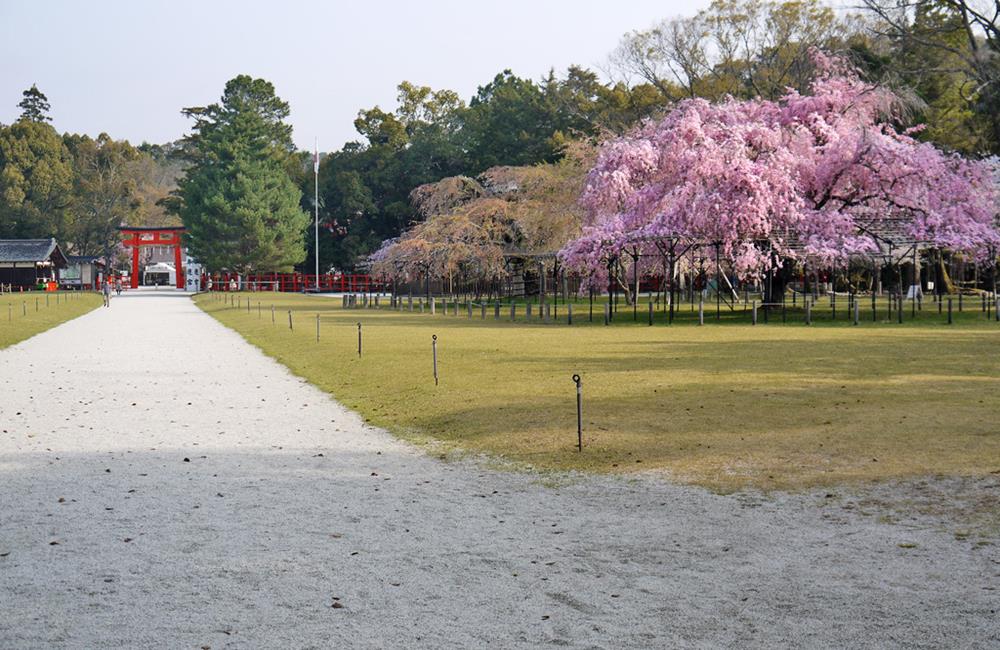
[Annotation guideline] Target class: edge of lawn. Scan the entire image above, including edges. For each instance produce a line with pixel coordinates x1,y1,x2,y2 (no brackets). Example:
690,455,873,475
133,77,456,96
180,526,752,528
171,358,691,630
0,293,104,350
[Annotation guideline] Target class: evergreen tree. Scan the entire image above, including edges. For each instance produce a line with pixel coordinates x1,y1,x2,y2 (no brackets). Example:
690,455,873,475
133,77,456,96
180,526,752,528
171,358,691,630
173,76,308,273
18,85,52,123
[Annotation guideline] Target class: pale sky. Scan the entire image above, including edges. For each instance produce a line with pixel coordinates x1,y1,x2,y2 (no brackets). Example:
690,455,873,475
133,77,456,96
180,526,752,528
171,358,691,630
1,1,712,151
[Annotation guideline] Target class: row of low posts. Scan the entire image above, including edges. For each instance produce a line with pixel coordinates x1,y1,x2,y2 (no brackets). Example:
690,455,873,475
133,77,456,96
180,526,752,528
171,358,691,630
216,290,591,451
214,288,998,452
5,290,82,321
340,291,1000,326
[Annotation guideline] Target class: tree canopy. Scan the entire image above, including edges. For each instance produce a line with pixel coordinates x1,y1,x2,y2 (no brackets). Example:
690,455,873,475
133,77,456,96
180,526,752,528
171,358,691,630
173,75,308,273
18,84,52,123
560,51,999,288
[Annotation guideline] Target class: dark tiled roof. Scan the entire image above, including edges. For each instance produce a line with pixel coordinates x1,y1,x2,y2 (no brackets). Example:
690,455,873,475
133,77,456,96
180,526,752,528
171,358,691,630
66,255,104,264
0,238,62,263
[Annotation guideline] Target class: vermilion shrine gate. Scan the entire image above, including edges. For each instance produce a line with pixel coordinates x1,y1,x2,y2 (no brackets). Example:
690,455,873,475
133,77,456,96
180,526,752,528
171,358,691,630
120,226,185,289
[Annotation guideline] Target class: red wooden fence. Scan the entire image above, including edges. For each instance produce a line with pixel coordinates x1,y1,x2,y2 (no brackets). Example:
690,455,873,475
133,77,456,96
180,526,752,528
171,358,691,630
204,272,386,293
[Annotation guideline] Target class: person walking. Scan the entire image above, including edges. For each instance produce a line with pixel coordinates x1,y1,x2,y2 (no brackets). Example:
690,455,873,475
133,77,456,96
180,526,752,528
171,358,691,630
114,278,122,296
102,278,112,307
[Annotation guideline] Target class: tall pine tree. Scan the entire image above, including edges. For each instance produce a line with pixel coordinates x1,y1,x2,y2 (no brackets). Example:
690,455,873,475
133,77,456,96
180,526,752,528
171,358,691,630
173,76,308,273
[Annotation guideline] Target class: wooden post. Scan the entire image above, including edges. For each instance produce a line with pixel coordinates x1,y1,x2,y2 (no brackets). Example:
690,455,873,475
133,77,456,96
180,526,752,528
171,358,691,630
271,305,275,324
568,303,573,325
752,300,757,325
698,298,704,325
288,310,293,330
511,303,516,321
316,314,320,342
648,301,653,326
948,298,953,325
853,299,859,326
603,303,609,326
805,300,811,325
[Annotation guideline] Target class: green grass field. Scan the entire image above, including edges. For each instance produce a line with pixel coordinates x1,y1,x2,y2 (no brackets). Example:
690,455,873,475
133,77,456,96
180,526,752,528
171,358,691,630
195,291,1000,491
0,291,103,349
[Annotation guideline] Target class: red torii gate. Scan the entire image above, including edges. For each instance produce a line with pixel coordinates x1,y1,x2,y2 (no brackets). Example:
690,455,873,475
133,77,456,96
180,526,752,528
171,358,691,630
119,226,185,289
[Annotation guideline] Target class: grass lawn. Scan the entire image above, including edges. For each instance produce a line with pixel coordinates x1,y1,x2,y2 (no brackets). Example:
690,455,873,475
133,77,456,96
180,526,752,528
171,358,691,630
195,291,1000,491
0,291,103,349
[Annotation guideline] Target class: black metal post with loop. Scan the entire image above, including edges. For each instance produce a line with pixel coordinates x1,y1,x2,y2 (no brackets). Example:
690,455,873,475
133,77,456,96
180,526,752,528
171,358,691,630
573,374,582,452
432,334,438,386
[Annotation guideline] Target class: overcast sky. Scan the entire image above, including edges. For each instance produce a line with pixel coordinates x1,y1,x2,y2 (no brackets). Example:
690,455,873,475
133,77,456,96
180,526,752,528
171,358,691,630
1,0,713,151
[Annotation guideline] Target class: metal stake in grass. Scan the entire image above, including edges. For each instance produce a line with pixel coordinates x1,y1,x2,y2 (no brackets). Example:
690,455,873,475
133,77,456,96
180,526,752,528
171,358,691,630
357,322,362,357
648,301,653,326
853,299,859,326
947,298,953,325
271,304,275,324
288,310,293,330
573,374,583,452
432,334,438,386
316,314,320,342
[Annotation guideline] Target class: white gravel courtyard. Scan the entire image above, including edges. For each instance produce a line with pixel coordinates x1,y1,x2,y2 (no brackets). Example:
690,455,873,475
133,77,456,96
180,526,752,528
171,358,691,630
1,289,997,648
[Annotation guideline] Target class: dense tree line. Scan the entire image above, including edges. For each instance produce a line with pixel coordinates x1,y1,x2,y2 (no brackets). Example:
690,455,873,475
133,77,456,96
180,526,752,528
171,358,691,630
310,0,1000,273
0,85,182,265
1,0,995,277
307,70,663,273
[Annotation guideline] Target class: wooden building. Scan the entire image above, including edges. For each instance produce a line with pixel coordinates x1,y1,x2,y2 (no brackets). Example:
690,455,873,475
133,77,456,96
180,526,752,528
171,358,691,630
0,239,69,290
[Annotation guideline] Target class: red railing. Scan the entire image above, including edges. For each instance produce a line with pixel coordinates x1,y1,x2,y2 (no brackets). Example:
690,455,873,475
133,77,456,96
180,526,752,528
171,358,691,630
204,272,385,293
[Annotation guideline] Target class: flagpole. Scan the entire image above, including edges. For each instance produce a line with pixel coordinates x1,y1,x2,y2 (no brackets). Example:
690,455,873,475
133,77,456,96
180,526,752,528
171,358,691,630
314,138,320,291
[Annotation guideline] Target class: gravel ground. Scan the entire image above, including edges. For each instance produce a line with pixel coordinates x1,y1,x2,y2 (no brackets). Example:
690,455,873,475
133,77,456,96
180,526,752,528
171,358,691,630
1,289,997,649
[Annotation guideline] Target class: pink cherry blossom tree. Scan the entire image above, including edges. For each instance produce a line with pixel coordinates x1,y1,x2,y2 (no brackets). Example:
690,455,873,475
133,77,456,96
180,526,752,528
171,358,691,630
561,49,1000,298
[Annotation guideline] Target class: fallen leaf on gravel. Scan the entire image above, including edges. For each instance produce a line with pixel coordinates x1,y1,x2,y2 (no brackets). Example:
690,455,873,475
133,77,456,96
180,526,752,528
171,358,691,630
331,602,344,609
183,458,190,462
0,552,10,557
123,538,133,543
57,497,65,503
216,493,224,497
48,541,59,546
541,615,550,620
898,542,917,548
104,469,111,473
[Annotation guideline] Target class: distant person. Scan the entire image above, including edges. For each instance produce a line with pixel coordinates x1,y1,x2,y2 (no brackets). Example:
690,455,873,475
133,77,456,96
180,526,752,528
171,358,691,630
115,278,122,296
229,278,237,292
102,279,112,307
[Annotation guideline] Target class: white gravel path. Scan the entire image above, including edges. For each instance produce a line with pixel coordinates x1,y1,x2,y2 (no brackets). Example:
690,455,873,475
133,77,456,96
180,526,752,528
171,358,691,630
1,289,997,649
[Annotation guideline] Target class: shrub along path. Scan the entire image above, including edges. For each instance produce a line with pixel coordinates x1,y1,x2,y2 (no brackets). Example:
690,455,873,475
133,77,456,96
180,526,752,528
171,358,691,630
0,289,996,648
